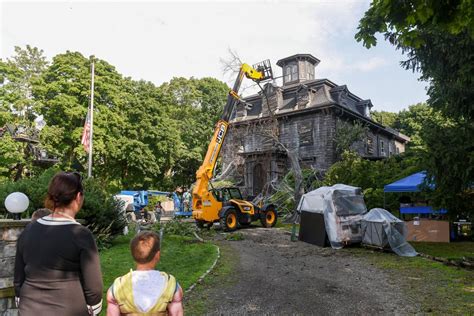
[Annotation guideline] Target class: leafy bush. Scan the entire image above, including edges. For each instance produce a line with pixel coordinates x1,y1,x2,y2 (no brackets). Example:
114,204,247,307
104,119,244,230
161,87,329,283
0,167,59,217
87,221,114,250
0,168,126,239
323,151,422,211
267,151,422,216
78,177,127,237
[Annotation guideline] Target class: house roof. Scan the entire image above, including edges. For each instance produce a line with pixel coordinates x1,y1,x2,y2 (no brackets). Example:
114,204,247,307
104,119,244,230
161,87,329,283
276,54,320,67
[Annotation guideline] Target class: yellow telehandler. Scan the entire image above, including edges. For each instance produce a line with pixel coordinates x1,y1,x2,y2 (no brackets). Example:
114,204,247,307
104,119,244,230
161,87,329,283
192,60,278,231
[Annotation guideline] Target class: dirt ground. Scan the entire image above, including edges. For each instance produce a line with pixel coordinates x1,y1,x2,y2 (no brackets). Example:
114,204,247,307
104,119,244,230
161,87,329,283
189,226,420,315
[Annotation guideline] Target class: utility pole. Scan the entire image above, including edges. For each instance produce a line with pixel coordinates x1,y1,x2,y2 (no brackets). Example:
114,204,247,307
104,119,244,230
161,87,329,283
87,56,95,178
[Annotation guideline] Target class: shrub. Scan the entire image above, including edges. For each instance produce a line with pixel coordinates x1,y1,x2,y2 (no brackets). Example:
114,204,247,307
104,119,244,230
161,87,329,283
78,177,127,237
87,221,114,250
0,167,59,217
0,168,126,239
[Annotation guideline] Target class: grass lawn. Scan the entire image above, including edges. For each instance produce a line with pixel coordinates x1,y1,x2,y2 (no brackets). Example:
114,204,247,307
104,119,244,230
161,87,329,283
100,233,218,315
348,247,474,314
411,241,474,260
184,242,237,315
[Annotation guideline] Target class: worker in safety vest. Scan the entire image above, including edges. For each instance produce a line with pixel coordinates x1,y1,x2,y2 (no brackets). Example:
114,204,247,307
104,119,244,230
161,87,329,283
106,231,183,316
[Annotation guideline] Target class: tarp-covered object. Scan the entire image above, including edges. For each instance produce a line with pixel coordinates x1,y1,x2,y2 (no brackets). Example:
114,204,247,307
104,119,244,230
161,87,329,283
361,208,417,257
297,184,367,249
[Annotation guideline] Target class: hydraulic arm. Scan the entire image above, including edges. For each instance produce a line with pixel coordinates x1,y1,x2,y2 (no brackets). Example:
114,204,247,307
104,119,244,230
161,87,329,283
192,61,272,223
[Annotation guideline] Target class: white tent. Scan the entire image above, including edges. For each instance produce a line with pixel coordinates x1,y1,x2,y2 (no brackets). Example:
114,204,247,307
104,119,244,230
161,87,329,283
297,184,367,249
361,208,417,257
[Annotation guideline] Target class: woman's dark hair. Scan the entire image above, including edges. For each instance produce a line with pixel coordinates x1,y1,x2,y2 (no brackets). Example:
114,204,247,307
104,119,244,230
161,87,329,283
45,171,83,210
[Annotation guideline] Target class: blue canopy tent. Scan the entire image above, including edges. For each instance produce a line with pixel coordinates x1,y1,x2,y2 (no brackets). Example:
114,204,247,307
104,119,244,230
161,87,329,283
384,171,430,193
383,171,447,215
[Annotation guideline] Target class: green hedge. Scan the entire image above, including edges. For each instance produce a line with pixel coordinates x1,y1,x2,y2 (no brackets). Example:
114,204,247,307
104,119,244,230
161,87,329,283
0,168,126,241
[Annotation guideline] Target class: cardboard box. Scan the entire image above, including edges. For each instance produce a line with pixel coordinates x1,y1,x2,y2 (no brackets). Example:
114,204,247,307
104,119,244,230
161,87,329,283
406,219,450,242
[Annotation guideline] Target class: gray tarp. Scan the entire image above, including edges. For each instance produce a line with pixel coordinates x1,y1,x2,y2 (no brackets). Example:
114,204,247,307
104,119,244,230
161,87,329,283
297,184,367,249
361,208,417,257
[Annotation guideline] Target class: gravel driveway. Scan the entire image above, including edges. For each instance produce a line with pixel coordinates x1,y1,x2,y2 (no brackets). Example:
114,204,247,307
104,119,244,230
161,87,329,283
202,227,419,315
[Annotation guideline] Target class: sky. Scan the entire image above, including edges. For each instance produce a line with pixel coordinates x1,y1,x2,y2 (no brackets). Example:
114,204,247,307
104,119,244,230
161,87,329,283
0,0,428,112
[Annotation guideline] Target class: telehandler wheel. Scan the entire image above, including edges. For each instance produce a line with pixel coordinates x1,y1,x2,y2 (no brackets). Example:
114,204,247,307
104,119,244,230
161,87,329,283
261,208,277,228
220,208,238,232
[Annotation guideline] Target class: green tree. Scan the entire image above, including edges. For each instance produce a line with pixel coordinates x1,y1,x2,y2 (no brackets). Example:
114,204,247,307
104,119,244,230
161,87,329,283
333,120,368,157
2,47,230,193
34,52,183,190
395,103,437,148
420,117,474,217
356,0,474,217
34,52,102,169
324,151,421,211
159,77,228,187
0,46,49,180
0,46,48,125
0,133,25,181
356,0,473,121
370,110,398,127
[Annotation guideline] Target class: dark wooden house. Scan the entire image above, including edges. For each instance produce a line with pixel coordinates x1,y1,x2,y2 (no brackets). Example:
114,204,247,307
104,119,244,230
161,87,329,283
221,54,409,197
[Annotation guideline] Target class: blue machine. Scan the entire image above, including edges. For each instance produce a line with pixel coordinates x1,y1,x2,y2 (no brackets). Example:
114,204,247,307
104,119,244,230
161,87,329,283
120,190,148,212
118,190,192,217
171,192,192,217
119,190,168,212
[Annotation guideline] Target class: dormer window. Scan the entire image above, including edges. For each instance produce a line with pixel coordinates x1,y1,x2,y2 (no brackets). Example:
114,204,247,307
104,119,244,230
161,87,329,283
284,64,298,83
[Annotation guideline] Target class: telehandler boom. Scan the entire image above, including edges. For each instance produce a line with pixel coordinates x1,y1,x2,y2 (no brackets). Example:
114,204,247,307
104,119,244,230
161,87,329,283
192,60,278,231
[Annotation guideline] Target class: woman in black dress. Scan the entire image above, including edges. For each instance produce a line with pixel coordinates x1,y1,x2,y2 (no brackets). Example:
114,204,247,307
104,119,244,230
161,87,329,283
14,171,103,315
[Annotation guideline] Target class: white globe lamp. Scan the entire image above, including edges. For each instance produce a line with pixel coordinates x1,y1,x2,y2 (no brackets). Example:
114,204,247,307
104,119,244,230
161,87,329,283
5,192,29,220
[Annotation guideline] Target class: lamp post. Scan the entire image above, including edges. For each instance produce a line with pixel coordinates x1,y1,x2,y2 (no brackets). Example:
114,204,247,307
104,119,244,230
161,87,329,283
4,192,29,220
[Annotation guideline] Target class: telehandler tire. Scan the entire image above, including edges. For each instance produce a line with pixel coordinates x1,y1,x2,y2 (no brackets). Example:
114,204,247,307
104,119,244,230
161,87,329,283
261,207,277,228
220,208,238,232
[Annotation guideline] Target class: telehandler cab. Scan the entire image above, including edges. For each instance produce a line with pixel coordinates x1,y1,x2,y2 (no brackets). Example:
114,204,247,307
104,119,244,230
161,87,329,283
192,60,278,231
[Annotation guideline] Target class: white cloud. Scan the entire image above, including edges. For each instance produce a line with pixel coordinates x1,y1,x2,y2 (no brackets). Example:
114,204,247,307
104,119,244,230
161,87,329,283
319,56,388,74
353,57,388,71
0,0,427,111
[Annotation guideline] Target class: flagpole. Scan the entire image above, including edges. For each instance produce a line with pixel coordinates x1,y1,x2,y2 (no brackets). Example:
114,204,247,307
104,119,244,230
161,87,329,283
87,56,95,178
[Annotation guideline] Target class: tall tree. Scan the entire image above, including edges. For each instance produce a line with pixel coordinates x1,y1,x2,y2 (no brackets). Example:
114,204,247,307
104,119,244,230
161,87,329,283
395,103,437,149
159,77,228,187
356,0,474,216
371,110,399,127
34,52,182,189
0,46,48,124
356,0,473,121
0,46,49,180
